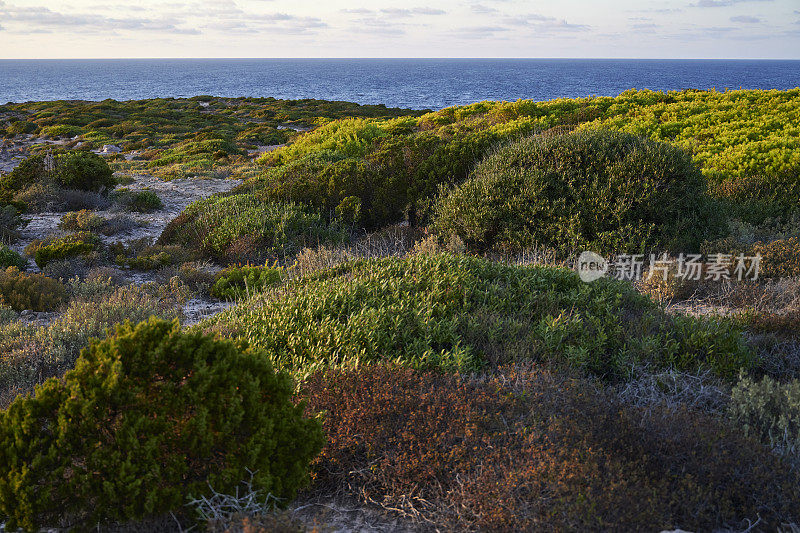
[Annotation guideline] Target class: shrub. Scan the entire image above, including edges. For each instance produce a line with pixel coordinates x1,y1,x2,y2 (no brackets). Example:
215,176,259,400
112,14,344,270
59,209,105,232
0,204,21,241
202,254,754,380
0,318,325,531
211,264,284,300
0,267,66,311
113,243,198,271
54,150,115,191
0,150,114,195
434,130,718,256
111,187,163,212
25,231,100,269
159,196,348,264
0,244,26,270
729,373,800,457
303,365,800,531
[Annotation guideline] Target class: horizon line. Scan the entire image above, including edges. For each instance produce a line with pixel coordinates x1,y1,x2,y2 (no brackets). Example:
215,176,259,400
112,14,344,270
1,57,800,61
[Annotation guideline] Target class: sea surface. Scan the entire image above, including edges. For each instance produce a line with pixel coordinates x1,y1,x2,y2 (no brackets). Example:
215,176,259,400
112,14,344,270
0,59,798,110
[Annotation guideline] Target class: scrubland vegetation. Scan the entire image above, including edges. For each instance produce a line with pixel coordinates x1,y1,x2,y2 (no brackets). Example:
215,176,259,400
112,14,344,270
0,88,799,531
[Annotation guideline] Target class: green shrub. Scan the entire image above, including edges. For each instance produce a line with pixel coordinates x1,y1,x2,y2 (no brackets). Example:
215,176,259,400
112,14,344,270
434,130,718,256
0,205,21,241
54,150,115,191
0,244,26,270
111,188,163,212
112,243,198,271
0,150,114,195
59,209,105,232
202,254,754,380
729,373,800,456
211,264,284,300
0,318,324,531
0,267,66,312
159,196,347,264
25,232,100,269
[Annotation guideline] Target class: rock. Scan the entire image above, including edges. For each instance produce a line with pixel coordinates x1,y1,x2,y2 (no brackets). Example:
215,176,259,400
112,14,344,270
101,144,121,154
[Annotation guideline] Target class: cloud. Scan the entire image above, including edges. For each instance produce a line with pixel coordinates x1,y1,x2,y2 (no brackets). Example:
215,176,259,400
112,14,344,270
505,14,590,32
341,8,373,14
379,8,446,17
471,4,499,15
451,25,510,39
0,2,200,34
631,23,660,30
691,0,773,7
730,15,760,23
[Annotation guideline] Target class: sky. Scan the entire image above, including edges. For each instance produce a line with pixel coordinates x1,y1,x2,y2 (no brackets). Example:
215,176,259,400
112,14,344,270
0,0,799,59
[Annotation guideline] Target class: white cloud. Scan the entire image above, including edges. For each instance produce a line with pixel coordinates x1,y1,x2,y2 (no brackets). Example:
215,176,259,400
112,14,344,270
730,15,761,22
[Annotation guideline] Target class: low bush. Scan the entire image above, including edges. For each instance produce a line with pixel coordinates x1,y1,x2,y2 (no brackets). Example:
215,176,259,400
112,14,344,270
730,373,800,458
0,204,21,241
0,267,66,312
434,130,718,256
0,150,114,195
159,195,348,264
0,318,325,531
59,209,106,232
0,244,26,270
111,187,163,212
202,254,754,380
211,264,284,300
303,365,800,531
25,231,100,269
111,241,198,270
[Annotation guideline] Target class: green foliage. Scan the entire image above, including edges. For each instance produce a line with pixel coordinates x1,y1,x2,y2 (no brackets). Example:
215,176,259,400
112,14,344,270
730,373,800,456
202,254,754,380
0,244,26,270
0,150,114,195
25,231,100,269
211,264,284,300
159,196,347,264
111,241,198,271
0,267,66,312
0,318,324,531
59,209,105,232
111,187,163,212
54,150,115,191
434,130,719,255
0,204,21,241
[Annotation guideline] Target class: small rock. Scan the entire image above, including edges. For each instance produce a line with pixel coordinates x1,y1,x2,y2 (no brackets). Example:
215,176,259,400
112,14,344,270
101,144,121,154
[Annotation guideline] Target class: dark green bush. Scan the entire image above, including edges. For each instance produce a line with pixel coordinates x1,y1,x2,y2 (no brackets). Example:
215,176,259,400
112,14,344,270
0,204,22,241
202,254,754,380
159,196,347,264
434,130,719,256
0,267,66,311
0,318,324,531
55,150,115,191
0,151,114,195
729,373,800,457
211,264,284,300
0,244,26,270
111,188,163,212
25,232,100,269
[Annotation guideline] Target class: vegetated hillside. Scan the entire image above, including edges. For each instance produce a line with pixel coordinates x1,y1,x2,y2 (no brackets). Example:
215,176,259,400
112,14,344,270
159,88,800,262
1,90,800,531
0,96,428,179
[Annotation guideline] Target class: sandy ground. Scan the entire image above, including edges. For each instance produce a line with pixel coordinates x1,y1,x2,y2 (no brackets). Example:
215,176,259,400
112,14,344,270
7,167,241,326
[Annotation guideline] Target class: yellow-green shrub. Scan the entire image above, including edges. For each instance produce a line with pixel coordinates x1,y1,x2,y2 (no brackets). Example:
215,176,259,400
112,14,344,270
0,267,65,312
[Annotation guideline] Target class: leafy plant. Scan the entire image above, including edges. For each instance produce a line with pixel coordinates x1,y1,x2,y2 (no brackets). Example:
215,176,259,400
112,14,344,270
0,267,65,312
0,318,324,531
211,264,284,300
25,231,100,269
0,244,26,270
434,129,719,256
111,188,163,212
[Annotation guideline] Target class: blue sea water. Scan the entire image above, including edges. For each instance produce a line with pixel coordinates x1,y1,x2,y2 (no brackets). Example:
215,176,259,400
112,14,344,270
0,59,798,110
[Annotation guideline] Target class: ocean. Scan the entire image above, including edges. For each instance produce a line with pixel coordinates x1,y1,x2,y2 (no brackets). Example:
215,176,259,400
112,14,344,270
0,58,798,110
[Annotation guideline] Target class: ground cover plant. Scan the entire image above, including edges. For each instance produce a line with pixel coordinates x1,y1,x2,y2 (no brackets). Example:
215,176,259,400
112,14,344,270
302,364,799,531
202,253,754,380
